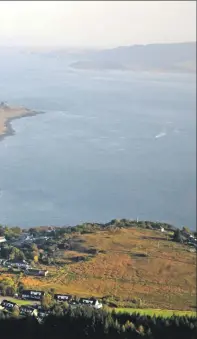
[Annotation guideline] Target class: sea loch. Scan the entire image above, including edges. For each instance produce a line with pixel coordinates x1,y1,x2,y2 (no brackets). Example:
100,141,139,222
0,51,195,228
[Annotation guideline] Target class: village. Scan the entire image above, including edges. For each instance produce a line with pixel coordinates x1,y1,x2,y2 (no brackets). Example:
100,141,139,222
0,291,103,323
0,222,196,278
0,220,196,319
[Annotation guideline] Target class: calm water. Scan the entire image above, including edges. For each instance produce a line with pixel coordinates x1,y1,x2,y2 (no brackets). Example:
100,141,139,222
0,51,196,228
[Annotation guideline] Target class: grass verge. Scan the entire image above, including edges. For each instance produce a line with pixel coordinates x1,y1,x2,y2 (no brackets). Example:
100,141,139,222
1,297,37,306
113,308,197,318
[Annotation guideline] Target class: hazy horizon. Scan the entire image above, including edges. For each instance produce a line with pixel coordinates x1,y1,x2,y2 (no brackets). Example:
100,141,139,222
0,41,196,51
0,1,196,48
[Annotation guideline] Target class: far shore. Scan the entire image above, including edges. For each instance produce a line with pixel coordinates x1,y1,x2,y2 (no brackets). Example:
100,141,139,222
0,105,44,141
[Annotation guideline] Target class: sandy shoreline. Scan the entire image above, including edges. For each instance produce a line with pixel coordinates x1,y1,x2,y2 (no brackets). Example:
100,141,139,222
0,106,44,142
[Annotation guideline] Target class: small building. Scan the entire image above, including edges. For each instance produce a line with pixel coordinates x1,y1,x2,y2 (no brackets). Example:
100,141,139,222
0,236,6,243
0,259,7,265
12,234,34,247
94,299,103,309
21,290,45,301
46,228,55,233
54,294,72,302
5,260,30,270
37,309,51,319
20,305,38,317
33,236,49,242
25,269,48,277
1,299,19,312
79,298,102,309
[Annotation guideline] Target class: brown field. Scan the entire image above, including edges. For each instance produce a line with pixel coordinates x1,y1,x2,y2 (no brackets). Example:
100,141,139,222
3,228,196,310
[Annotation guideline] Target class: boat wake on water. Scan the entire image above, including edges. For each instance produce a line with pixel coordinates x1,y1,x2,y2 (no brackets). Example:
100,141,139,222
155,132,166,139
155,122,180,139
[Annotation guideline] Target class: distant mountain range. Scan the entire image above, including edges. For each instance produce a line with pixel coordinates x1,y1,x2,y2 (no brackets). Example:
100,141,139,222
70,42,196,73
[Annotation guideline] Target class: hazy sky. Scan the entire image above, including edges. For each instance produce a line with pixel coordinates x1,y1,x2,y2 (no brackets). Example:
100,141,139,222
0,1,196,48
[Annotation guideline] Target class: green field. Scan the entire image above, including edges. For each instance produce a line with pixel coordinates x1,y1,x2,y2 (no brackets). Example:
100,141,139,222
2,298,37,306
114,308,197,318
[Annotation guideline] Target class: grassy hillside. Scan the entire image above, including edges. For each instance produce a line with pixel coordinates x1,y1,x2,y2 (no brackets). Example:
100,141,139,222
12,227,196,311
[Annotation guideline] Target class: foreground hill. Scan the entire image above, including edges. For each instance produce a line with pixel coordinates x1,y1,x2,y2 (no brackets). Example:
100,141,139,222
16,226,196,311
70,42,196,73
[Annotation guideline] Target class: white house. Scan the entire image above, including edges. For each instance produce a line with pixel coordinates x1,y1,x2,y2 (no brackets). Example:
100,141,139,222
93,299,103,309
79,298,103,309
20,306,38,317
0,236,6,243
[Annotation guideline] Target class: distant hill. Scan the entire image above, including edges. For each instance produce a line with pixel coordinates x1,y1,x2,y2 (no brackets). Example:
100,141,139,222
70,42,196,73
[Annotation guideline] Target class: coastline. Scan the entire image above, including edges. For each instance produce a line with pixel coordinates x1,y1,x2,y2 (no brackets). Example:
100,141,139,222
0,109,45,142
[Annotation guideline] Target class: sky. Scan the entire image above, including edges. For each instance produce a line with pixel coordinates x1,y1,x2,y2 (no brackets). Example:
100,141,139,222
0,1,196,48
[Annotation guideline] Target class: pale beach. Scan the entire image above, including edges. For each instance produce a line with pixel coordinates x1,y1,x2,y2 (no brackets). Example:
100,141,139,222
0,102,41,140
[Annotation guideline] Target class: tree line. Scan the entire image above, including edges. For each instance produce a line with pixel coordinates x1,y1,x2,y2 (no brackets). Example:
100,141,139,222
0,306,196,339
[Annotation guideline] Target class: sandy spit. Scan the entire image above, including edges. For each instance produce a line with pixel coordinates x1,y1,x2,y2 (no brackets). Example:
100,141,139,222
0,106,44,142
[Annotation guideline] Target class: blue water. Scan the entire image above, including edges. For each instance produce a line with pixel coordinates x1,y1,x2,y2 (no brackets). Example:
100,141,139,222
0,51,196,228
